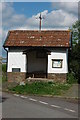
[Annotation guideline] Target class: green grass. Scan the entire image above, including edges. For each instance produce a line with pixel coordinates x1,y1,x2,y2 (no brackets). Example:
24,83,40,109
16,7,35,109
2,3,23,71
9,81,71,96
2,64,7,82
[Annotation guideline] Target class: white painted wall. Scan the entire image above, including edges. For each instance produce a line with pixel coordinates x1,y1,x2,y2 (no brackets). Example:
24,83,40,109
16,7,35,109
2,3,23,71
7,52,26,72
7,48,68,74
27,51,46,73
48,50,68,73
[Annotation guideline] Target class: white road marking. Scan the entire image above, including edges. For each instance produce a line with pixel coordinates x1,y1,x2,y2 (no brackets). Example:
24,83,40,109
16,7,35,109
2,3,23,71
29,98,37,102
39,101,48,105
64,108,76,113
14,94,19,97
20,96,28,99
13,93,76,113
51,104,61,108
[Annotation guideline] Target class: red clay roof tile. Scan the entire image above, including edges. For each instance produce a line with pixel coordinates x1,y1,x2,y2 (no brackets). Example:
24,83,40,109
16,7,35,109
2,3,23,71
4,30,71,47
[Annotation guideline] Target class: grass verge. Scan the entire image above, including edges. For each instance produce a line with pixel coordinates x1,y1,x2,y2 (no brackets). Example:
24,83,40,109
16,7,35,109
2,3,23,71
2,64,7,83
9,81,72,96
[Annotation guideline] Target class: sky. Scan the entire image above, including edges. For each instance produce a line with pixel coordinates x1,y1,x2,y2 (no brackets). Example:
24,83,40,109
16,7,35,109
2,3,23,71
0,2,78,57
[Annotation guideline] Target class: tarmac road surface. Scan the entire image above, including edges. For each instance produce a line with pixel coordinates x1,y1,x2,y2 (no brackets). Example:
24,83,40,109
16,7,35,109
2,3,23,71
2,92,78,118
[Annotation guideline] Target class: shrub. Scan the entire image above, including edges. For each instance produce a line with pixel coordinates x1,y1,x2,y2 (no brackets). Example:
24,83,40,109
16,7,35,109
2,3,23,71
2,64,7,73
67,73,78,84
2,64,7,82
2,75,7,82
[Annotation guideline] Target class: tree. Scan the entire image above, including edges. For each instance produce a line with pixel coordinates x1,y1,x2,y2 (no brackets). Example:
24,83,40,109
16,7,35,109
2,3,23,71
71,20,80,45
69,20,80,83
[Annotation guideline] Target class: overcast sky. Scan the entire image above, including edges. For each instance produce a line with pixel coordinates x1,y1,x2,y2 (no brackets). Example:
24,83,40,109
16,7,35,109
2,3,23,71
0,2,78,57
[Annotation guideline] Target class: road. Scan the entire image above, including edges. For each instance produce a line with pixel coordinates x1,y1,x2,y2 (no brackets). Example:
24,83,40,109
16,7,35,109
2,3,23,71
2,92,78,118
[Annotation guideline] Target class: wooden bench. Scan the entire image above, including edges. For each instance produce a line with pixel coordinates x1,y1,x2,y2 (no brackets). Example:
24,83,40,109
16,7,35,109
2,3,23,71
26,71,47,78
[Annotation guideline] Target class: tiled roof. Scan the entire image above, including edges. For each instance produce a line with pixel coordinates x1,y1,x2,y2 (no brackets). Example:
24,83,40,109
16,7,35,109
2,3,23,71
4,30,71,47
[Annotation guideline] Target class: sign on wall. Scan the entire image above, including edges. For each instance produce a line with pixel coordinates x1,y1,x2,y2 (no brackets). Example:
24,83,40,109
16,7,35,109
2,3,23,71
52,59,63,68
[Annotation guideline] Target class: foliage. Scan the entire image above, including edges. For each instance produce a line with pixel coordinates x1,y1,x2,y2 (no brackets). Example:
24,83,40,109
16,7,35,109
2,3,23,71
67,73,78,84
2,75,7,82
68,20,80,83
0,76,1,83
0,64,1,71
71,20,80,45
2,64,7,82
9,81,71,95
2,64,7,73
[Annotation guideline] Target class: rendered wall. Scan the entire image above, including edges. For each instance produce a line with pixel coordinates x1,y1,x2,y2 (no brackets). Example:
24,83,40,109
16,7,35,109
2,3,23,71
7,48,68,82
7,52,26,72
48,50,68,73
